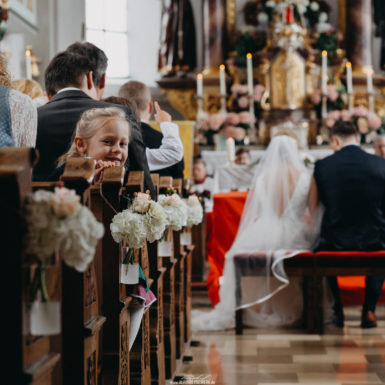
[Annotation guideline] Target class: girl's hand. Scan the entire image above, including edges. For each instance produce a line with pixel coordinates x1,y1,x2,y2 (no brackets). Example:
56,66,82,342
154,101,171,123
94,160,120,182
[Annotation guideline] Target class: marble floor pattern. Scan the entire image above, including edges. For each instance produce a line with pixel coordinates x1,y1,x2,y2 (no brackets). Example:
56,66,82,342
172,298,385,385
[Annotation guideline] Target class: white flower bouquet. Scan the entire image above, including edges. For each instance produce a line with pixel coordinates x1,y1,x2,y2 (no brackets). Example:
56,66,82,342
184,195,204,227
24,186,104,323
158,193,188,231
110,192,167,248
24,187,104,273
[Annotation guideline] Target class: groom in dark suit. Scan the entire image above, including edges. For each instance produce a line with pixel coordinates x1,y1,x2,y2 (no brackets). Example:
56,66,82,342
34,46,155,197
314,120,385,328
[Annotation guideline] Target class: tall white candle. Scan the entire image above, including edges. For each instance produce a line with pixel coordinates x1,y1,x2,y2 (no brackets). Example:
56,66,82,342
366,68,373,94
25,48,32,80
346,61,353,94
246,53,253,96
226,137,235,163
219,64,226,96
196,73,203,97
321,50,327,95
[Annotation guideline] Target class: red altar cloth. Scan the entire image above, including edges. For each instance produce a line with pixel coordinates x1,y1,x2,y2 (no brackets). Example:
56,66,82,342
206,192,385,307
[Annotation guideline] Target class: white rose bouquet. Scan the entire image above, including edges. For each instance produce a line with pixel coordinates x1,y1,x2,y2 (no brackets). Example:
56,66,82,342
110,192,167,248
184,195,204,227
158,193,188,231
24,187,104,300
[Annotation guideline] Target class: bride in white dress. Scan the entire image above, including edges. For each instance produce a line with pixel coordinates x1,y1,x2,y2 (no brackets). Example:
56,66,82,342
192,134,324,331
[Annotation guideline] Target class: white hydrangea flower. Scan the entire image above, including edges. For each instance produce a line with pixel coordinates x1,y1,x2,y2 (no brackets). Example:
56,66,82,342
158,194,188,231
24,189,104,272
146,201,168,243
58,205,104,272
110,210,146,248
265,0,276,8
184,198,203,227
310,1,319,11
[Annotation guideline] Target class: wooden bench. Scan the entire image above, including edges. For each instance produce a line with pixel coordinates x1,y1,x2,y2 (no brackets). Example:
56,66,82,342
234,251,385,335
159,177,177,379
1,148,61,385
148,173,166,385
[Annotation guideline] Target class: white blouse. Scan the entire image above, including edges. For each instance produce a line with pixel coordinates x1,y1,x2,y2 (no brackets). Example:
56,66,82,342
9,89,37,147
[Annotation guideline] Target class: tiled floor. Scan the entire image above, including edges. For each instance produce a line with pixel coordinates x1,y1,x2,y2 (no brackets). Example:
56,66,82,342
173,298,385,385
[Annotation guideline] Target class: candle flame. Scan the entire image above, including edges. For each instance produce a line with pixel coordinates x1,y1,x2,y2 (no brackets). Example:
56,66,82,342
322,50,327,57
246,53,252,59
219,64,225,70
364,66,373,76
197,73,203,79
25,49,31,57
346,61,351,68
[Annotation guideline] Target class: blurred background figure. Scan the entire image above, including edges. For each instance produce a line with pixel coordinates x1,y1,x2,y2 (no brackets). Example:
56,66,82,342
11,78,48,108
374,134,385,158
235,147,251,165
191,157,214,212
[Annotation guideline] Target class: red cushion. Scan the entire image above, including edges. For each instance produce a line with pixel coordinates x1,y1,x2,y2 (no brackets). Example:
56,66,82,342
315,251,385,268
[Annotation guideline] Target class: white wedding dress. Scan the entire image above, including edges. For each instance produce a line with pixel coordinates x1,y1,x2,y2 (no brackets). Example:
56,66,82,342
192,136,324,331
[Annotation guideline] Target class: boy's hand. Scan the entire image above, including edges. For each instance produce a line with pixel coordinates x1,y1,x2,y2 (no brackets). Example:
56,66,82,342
154,101,171,123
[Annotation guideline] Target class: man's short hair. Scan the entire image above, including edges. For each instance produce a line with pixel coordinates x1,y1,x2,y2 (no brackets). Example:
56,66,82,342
44,51,94,96
236,147,250,157
118,81,151,112
66,42,108,87
330,120,358,138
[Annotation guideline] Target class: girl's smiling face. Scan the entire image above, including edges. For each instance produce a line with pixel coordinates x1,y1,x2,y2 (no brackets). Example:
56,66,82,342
76,118,129,165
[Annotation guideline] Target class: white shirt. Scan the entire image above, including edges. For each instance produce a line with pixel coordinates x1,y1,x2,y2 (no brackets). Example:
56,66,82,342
145,121,184,171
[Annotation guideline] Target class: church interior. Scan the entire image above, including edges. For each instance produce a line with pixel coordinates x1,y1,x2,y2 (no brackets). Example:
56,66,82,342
2,0,385,384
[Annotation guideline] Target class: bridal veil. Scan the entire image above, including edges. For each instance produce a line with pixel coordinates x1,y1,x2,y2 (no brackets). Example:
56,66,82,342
192,135,323,330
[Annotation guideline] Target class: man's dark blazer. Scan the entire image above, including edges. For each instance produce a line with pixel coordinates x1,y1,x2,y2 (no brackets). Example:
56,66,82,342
314,145,385,251
141,121,184,179
35,90,155,197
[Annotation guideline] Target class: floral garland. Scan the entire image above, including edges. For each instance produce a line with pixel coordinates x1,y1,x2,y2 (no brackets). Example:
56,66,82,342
184,195,204,227
24,187,104,301
110,192,167,248
158,192,188,231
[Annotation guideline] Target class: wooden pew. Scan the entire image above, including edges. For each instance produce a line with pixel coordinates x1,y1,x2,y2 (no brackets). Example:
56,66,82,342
50,158,106,385
88,165,132,385
148,174,166,385
171,178,187,359
1,148,61,385
124,171,151,385
159,176,177,379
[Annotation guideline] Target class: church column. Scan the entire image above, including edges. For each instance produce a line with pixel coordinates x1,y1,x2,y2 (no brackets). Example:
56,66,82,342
346,0,372,71
202,0,226,75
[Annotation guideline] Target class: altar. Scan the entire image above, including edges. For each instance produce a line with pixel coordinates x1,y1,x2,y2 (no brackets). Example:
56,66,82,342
206,191,385,307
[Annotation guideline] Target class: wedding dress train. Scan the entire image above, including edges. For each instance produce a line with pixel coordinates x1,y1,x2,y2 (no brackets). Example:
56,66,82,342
192,136,324,331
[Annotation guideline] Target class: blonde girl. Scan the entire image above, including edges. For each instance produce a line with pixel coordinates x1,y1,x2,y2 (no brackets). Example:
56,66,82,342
52,107,130,181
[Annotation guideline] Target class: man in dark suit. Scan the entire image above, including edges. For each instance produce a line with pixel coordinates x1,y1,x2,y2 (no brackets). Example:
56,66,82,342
118,80,184,178
34,49,155,197
314,120,385,328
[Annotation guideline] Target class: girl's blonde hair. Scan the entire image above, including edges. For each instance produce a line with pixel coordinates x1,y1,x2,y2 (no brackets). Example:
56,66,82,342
11,78,44,99
58,107,130,166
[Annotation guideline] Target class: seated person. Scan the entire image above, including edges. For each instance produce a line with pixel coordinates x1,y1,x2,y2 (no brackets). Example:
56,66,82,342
235,147,251,165
48,106,129,181
0,53,37,147
11,78,48,108
374,134,385,159
118,80,184,177
190,157,214,212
